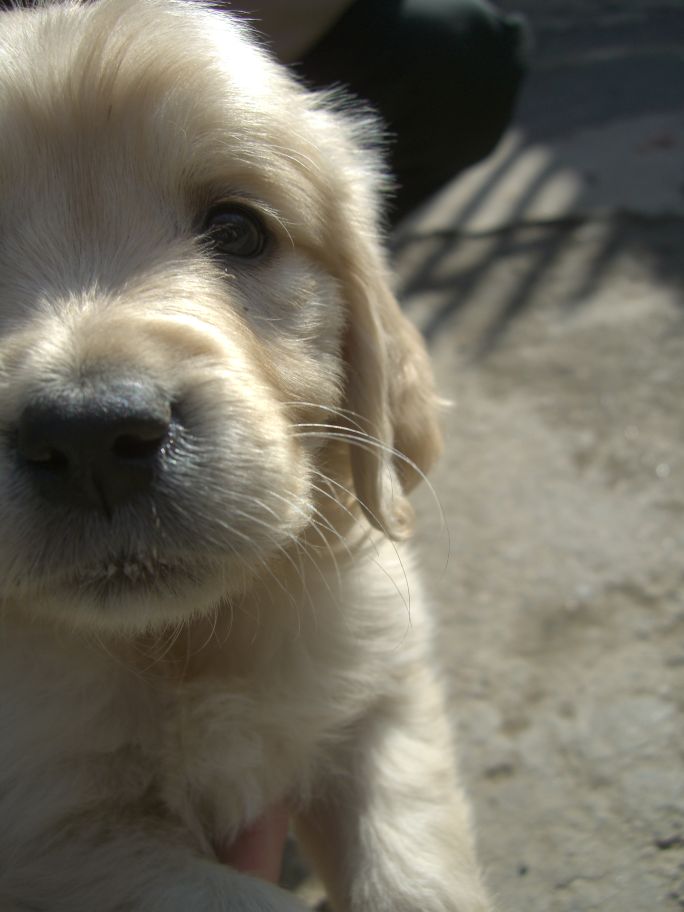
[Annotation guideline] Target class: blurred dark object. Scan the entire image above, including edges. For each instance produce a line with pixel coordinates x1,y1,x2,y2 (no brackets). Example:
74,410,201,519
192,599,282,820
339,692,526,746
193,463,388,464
0,0,530,223
295,0,531,222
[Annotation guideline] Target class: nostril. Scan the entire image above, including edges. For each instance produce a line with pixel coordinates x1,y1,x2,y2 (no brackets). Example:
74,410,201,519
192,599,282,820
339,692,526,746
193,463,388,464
15,413,72,472
109,410,172,462
112,429,168,461
23,447,70,472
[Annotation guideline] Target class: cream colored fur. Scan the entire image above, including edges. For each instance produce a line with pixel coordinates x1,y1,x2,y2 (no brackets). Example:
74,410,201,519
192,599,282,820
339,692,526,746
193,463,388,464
0,1,490,910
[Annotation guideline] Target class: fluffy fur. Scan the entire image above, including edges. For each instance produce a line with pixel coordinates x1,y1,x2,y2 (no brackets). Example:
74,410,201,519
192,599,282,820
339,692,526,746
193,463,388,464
0,2,490,910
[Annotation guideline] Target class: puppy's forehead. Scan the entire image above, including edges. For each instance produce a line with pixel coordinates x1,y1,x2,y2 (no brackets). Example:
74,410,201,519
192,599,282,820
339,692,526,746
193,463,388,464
0,0,323,212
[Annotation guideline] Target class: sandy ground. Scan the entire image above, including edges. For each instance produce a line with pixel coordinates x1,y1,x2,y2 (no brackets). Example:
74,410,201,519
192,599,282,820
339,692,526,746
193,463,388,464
404,217,684,912
290,3,684,910
402,2,684,909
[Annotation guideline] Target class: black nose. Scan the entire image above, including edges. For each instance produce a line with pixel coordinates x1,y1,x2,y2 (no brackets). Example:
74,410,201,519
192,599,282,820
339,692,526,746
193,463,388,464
15,379,172,514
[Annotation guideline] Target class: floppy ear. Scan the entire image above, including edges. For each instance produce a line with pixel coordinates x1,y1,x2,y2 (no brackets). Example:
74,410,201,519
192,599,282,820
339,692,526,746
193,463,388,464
341,245,443,539
303,100,442,538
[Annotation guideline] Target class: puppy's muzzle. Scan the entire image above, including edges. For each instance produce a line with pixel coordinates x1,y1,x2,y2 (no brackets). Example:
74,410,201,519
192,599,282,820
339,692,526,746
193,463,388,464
15,378,172,514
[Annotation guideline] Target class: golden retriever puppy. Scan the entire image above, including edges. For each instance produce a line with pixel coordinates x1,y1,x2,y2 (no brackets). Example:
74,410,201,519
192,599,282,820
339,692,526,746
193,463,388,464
0,1,490,910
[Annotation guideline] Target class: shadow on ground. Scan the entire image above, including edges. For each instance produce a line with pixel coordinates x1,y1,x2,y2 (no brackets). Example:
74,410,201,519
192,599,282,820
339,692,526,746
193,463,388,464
391,0,684,355
393,214,684,355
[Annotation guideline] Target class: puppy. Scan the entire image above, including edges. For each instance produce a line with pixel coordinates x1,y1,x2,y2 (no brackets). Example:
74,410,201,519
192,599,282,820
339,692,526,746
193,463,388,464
0,1,490,910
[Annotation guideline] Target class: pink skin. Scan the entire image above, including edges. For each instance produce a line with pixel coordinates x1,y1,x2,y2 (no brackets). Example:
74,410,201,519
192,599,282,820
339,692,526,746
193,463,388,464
218,803,291,883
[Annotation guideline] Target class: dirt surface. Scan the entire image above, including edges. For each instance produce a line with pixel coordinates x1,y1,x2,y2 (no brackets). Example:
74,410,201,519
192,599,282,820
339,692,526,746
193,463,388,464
400,2,684,909
404,217,684,912
288,3,684,910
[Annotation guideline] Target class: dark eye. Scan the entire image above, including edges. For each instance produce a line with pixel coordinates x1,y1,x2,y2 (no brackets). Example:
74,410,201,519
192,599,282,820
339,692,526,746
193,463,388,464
202,204,269,259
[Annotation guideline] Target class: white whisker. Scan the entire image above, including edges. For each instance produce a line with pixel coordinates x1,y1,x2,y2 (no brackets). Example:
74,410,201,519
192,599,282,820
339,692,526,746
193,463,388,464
294,425,450,556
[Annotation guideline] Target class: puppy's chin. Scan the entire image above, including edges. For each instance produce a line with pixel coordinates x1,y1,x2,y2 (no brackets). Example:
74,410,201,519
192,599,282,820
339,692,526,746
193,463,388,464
23,554,242,633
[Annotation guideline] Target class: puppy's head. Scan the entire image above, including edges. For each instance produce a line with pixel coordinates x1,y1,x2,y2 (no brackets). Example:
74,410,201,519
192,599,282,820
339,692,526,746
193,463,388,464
0,0,441,631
